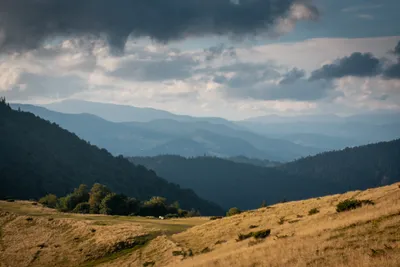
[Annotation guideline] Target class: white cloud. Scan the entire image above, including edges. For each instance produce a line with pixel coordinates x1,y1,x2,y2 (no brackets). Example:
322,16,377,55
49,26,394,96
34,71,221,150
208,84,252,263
1,36,400,119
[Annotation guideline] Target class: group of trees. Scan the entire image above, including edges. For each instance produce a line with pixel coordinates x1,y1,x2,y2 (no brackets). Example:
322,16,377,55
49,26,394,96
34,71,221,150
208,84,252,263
39,183,201,217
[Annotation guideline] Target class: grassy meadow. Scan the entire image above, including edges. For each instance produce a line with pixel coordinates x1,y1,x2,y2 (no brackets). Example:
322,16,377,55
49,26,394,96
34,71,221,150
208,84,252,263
1,182,400,267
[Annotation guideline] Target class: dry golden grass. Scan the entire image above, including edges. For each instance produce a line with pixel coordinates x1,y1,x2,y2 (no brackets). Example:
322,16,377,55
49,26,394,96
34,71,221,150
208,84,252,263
0,201,207,267
1,183,400,267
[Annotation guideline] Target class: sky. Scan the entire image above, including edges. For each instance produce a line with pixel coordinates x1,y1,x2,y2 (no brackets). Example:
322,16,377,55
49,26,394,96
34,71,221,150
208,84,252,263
0,0,399,120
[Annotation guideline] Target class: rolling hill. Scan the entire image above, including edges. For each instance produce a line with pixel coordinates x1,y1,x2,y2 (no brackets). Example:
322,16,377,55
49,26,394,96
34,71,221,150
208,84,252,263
130,139,400,210
1,182,399,267
0,99,223,215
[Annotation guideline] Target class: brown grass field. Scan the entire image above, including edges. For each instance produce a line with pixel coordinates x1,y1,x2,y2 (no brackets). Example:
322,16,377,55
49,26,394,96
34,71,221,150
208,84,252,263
1,182,400,267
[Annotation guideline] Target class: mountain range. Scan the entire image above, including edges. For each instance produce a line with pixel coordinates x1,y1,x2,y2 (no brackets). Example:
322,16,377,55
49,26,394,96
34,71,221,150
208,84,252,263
11,103,320,161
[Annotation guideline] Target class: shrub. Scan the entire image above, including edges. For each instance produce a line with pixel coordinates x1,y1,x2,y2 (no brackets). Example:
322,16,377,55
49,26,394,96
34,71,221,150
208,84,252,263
226,207,241,217
252,229,271,239
249,225,258,229
308,208,320,215
210,216,223,220
278,216,285,225
336,199,375,212
73,202,91,214
236,232,253,241
200,247,211,254
236,229,271,242
39,194,58,208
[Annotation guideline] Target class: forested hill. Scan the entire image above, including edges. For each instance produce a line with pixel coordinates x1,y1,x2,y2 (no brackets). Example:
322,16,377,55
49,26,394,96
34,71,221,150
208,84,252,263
0,99,224,215
280,139,400,190
130,139,400,210
129,155,332,210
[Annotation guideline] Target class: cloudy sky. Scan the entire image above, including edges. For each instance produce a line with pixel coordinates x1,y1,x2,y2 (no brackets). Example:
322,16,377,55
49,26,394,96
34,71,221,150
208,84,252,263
0,0,399,120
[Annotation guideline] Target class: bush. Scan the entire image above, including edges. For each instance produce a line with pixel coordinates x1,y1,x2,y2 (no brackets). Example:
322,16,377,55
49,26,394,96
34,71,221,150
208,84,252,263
72,202,91,214
308,208,320,215
252,229,271,239
236,229,271,242
336,199,375,212
210,216,223,220
39,194,58,208
226,207,241,217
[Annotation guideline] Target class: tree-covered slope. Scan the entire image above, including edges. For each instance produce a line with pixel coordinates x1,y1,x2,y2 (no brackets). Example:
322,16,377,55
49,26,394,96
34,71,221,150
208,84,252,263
280,139,400,191
0,100,224,215
130,139,400,210
129,156,330,210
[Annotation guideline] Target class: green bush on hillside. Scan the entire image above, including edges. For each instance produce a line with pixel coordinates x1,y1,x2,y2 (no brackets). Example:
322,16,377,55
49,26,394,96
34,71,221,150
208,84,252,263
308,208,320,215
336,199,375,212
226,207,241,217
39,194,58,208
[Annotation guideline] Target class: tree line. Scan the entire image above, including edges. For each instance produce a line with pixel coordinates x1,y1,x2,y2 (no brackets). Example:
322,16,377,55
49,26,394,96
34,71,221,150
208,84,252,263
39,183,201,218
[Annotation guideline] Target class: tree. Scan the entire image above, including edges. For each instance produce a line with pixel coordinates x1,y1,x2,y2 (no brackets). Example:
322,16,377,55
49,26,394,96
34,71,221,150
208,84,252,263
140,196,169,217
226,207,241,217
99,193,134,215
89,183,111,214
39,194,58,208
73,202,91,214
73,184,90,203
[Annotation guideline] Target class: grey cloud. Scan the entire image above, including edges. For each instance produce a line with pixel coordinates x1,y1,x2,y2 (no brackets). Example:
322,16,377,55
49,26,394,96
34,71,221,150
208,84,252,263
3,72,86,100
109,54,198,81
214,64,333,101
221,78,333,101
279,68,305,84
0,0,317,53
204,44,237,61
210,62,281,88
309,52,382,81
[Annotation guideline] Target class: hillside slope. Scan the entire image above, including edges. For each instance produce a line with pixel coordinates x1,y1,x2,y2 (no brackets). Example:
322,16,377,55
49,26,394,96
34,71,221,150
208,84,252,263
281,139,400,191
0,100,223,215
130,156,330,210
130,139,400,210
1,183,399,267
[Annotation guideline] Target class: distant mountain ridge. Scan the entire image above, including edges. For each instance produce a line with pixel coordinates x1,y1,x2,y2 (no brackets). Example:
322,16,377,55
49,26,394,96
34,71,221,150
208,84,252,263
11,103,320,161
1,100,224,215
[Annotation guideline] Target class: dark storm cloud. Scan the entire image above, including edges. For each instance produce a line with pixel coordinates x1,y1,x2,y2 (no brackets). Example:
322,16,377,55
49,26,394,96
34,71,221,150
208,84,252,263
0,0,314,53
383,61,400,79
309,52,382,81
393,41,400,56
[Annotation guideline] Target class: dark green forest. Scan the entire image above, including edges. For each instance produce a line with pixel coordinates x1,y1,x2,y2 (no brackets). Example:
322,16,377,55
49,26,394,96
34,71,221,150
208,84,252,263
131,139,400,210
280,140,400,191
0,99,224,215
